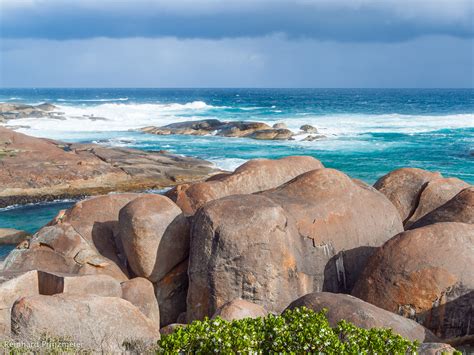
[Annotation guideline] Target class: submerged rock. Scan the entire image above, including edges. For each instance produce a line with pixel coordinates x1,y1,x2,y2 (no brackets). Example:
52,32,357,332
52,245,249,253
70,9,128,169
352,222,474,340
0,127,219,207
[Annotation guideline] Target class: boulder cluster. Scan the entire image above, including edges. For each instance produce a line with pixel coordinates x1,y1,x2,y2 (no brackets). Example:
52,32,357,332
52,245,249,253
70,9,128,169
0,157,472,351
141,119,322,141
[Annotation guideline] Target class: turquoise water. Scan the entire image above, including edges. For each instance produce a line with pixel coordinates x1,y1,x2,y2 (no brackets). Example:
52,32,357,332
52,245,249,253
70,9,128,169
0,88,472,251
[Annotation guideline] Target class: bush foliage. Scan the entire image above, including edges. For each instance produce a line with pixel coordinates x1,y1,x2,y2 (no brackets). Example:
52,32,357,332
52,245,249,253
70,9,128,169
158,307,420,354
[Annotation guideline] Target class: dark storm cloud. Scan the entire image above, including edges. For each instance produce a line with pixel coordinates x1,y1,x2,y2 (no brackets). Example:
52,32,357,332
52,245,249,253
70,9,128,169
1,0,473,42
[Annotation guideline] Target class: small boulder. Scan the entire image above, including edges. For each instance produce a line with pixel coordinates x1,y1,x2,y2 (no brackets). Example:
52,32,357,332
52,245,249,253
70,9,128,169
0,229,30,245
286,292,437,342
300,124,318,133
374,168,442,224
352,222,474,340
272,122,287,129
418,343,458,355
121,277,160,326
160,323,185,335
247,128,293,140
409,187,473,229
118,195,189,282
11,294,160,352
212,299,267,321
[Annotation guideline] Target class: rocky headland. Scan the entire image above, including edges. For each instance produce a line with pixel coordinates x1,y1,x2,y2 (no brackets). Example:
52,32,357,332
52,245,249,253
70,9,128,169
141,119,323,141
0,127,220,207
0,154,472,351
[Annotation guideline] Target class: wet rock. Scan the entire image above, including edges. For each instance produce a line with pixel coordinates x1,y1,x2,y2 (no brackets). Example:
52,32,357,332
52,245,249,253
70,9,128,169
167,156,324,215
302,134,325,141
212,299,267,321
374,168,442,224
286,292,438,342
409,187,473,229
186,168,403,321
272,122,287,129
352,222,474,340
300,124,318,133
246,128,294,140
11,294,160,352
0,127,219,208
0,103,59,122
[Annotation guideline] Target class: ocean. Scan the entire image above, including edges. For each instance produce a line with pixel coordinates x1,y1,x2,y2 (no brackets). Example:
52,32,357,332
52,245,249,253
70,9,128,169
0,88,473,256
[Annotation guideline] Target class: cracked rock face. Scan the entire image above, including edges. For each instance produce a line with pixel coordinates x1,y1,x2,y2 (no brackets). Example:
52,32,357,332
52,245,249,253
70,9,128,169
186,168,403,321
0,127,219,208
352,222,474,340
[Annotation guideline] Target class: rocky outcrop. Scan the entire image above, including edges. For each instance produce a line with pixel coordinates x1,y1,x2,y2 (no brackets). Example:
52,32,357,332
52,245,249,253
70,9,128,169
0,127,219,207
212,299,267,321
186,168,403,321
374,168,442,224
118,195,189,282
141,119,320,141
352,222,474,340
285,292,438,342
0,103,62,123
0,229,30,245
409,187,473,229
418,343,458,355
167,156,324,215
11,294,160,352
405,178,470,228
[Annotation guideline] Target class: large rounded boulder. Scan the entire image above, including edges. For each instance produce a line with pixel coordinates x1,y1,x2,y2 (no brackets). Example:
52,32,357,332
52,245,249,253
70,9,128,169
409,187,473,229
186,168,403,321
118,195,189,282
285,292,438,342
373,168,442,224
352,222,474,340
167,156,324,215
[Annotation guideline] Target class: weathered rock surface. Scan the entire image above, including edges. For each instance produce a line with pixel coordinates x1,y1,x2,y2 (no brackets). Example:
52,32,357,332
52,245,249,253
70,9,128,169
121,277,160,326
272,122,287,129
187,168,403,321
118,195,189,282
141,119,310,141
11,294,160,351
167,156,324,215
374,168,442,224
409,187,473,229
0,103,61,122
0,271,39,338
405,178,470,228
352,222,474,340
212,299,267,321
286,292,438,343
0,127,219,207
160,323,185,335
418,343,458,355
0,228,30,245
300,124,318,133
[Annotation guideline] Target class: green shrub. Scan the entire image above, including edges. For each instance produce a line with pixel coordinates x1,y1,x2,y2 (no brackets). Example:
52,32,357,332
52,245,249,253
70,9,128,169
158,307,419,354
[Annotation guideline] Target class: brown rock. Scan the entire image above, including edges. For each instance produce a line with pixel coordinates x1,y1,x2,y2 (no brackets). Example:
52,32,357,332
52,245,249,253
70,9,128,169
168,156,324,215
0,228,30,245
246,128,294,140
118,195,189,282
212,299,267,321
187,168,403,321
0,270,39,338
373,168,442,224
352,222,474,340
418,343,458,354
272,122,287,129
121,277,160,326
300,124,318,133
286,292,437,342
155,259,188,326
405,178,470,228
160,323,185,335
410,187,474,229
0,127,218,208
11,294,160,352
37,271,122,297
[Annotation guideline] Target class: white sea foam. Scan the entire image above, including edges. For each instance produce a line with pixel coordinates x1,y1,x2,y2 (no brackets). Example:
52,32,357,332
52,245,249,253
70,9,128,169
57,97,129,102
210,158,247,172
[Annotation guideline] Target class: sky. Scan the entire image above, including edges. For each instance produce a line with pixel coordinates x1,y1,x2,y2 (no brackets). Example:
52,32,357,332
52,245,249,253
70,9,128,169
0,0,473,88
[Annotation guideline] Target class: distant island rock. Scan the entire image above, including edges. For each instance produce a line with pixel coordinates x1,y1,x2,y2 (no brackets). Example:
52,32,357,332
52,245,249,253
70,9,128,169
0,103,63,122
0,127,219,207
